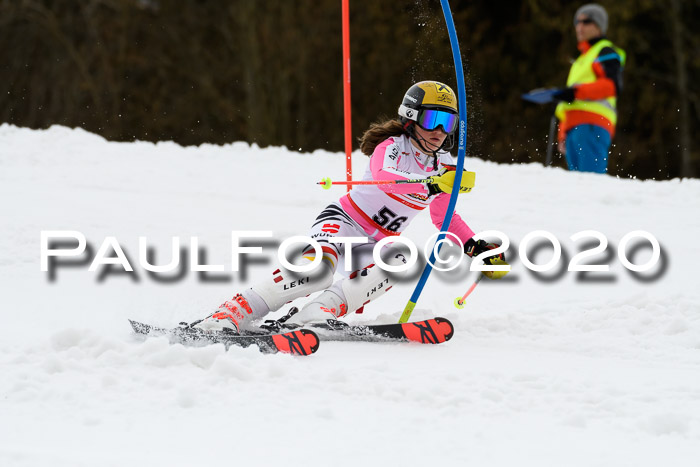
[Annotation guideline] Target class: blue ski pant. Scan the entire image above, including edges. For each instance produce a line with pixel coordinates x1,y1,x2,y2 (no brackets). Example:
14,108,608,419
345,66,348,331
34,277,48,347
565,124,611,174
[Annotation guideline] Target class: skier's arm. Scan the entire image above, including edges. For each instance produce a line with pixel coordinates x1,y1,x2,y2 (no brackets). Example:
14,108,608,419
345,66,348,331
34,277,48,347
370,139,429,195
429,193,475,244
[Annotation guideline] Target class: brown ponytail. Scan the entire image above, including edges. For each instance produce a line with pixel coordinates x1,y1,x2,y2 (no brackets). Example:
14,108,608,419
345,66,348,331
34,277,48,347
358,118,407,156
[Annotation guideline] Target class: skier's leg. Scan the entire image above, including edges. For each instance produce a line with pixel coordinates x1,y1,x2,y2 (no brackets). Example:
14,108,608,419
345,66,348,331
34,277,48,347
195,202,361,332
195,248,337,333
287,243,409,325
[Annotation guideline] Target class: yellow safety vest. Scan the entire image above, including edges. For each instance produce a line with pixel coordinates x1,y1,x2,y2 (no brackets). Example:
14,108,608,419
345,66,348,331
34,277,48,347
555,39,626,125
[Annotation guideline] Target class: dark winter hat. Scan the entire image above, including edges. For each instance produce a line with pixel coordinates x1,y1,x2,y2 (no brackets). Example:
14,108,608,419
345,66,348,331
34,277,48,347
574,4,608,34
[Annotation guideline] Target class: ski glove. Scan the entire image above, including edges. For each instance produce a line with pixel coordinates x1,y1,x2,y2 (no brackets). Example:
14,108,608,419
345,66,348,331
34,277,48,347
551,87,576,103
426,169,476,196
464,238,509,280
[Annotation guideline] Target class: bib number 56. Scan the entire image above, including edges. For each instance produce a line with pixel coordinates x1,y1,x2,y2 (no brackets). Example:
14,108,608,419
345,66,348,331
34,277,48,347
373,207,407,232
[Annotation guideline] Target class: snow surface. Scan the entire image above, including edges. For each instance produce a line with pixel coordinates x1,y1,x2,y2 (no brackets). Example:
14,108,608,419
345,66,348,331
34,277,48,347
1,124,699,466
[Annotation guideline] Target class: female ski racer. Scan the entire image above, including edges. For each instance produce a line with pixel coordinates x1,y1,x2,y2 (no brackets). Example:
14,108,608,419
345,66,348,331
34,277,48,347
195,80,507,333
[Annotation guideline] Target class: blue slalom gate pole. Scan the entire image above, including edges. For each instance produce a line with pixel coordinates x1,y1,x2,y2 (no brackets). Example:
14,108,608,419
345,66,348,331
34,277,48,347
399,0,467,323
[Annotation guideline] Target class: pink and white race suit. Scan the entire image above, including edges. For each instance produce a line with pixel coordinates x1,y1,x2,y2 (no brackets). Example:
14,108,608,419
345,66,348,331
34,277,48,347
338,134,475,244
203,134,479,327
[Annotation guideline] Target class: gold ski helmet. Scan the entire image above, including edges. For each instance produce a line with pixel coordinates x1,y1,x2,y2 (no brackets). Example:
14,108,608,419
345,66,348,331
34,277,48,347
397,81,459,153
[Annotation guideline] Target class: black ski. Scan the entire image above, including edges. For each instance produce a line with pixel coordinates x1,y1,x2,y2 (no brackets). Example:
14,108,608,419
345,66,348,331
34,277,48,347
128,320,319,356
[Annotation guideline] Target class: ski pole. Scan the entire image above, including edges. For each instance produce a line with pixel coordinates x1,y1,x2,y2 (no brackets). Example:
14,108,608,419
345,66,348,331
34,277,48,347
454,274,483,309
545,114,557,166
318,176,427,189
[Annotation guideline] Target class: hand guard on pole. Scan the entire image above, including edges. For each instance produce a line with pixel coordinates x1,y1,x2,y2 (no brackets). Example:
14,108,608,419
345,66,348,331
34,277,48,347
464,238,509,280
426,169,476,195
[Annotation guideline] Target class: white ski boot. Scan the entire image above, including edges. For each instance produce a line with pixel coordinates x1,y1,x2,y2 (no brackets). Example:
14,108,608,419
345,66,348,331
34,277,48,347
194,294,254,334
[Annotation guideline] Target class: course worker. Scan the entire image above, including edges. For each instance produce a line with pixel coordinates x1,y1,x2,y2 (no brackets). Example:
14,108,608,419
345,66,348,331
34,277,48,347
553,3,626,174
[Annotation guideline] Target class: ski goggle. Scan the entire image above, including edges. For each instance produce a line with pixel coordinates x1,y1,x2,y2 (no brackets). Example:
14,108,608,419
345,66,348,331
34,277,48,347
416,109,459,134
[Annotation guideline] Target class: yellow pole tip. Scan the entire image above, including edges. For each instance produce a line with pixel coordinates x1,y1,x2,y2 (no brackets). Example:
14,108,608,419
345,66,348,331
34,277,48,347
454,297,465,309
320,177,333,189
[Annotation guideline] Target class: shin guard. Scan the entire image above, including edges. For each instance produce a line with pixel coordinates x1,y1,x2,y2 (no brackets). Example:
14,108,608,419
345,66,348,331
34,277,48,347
251,261,335,313
291,249,408,324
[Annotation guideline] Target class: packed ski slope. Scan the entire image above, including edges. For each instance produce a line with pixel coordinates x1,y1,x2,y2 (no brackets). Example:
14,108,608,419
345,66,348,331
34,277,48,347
1,124,699,467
